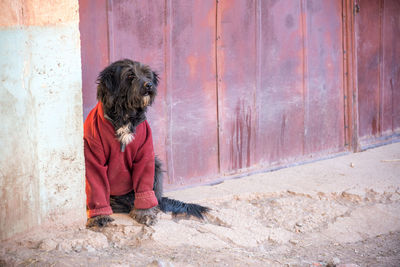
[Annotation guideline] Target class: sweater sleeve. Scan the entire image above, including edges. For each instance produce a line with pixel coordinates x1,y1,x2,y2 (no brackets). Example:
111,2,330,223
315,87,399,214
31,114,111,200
131,121,158,209
84,137,113,218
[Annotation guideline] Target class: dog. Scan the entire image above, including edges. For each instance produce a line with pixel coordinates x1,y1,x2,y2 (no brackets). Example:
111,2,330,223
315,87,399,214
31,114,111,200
84,59,209,228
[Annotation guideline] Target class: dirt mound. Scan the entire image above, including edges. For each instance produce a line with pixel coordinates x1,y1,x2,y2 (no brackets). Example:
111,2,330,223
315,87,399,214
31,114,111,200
1,189,399,266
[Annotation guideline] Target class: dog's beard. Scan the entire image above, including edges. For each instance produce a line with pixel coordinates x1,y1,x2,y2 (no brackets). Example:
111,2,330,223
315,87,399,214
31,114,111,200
116,122,134,149
127,86,153,109
114,92,151,151
126,95,151,109
142,95,151,107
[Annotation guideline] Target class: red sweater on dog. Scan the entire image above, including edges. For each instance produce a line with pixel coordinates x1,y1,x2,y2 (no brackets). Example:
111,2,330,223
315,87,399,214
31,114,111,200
84,102,158,218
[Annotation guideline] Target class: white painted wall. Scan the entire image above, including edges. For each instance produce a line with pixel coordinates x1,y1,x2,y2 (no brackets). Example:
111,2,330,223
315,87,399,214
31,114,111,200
0,0,86,240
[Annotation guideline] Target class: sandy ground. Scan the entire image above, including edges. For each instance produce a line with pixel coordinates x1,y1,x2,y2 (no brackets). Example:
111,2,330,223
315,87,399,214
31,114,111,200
1,143,400,267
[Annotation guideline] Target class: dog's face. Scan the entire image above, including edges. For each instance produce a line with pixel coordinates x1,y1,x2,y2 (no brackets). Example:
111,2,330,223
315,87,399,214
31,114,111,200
97,59,159,113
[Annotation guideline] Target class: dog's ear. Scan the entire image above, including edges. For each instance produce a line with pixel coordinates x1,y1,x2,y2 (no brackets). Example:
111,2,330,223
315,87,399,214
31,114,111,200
152,71,159,87
97,63,124,107
98,64,123,94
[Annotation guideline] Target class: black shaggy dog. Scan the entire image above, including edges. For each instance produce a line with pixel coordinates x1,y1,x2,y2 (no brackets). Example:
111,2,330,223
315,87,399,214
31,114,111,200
85,59,209,228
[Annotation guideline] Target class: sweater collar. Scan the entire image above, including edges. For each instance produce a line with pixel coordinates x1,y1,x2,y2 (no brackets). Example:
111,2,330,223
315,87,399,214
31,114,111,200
97,102,113,125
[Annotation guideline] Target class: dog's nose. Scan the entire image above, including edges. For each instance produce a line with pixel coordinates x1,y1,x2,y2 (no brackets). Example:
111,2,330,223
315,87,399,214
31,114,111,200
144,82,153,90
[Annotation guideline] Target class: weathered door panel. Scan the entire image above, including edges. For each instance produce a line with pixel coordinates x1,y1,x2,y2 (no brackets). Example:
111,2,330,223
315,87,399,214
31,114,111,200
356,0,400,147
217,0,258,174
167,1,219,187
256,0,305,166
303,0,345,155
218,0,345,175
382,0,400,135
356,0,382,141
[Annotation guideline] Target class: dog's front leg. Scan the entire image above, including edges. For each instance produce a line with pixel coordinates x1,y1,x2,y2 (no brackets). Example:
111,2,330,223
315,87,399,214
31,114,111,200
129,207,159,226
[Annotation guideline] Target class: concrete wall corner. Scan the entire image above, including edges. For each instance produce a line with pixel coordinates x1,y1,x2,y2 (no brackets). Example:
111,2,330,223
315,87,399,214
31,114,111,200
0,0,86,241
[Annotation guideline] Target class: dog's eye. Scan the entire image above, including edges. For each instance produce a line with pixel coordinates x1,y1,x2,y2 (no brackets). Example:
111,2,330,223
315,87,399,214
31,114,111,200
128,74,136,80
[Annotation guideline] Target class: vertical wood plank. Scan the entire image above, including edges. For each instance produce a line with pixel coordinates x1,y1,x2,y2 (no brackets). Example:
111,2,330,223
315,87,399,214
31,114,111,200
342,0,360,151
382,0,400,134
356,0,382,140
79,0,109,119
304,0,345,155
256,0,305,166
167,1,219,187
217,0,257,174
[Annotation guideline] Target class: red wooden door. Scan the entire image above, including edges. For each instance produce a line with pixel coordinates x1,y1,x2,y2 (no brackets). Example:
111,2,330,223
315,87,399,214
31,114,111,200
80,0,352,189
217,0,345,173
355,0,400,148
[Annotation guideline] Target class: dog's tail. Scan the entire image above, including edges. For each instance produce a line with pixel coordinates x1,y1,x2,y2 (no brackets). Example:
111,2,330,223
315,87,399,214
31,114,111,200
154,157,210,219
158,197,210,219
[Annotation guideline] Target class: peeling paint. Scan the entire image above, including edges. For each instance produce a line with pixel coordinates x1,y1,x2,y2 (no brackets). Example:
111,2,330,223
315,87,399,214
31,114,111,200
0,0,79,27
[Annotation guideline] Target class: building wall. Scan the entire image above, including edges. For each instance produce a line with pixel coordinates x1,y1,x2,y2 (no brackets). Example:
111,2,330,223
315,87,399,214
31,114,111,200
0,0,85,240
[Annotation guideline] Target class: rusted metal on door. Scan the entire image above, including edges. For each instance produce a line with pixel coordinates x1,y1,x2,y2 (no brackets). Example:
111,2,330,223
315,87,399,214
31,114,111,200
217,0,345,174
355,0,400,148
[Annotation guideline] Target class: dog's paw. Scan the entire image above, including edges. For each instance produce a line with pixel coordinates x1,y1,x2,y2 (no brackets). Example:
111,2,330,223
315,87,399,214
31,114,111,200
129,207,159,226
86,215,115,228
